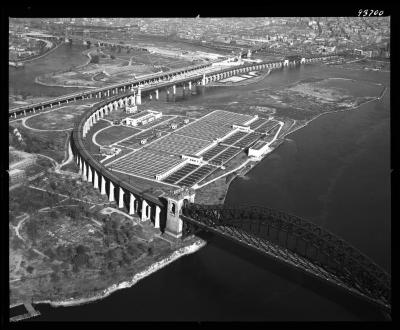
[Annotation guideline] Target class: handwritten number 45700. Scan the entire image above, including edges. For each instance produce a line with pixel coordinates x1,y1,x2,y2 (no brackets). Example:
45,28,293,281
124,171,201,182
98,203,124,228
358,10,384,16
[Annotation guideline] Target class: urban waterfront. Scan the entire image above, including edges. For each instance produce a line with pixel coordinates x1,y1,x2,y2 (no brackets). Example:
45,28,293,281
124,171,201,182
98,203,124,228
9,17,390,322
15,54,390,321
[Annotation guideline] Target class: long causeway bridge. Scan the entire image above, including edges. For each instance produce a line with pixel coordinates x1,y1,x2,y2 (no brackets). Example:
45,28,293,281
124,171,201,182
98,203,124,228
67,55,391,315
9,53,338,120
13,49,389,314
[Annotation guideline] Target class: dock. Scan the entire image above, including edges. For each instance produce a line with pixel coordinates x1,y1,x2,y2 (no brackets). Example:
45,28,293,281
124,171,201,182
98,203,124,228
10,302,40,322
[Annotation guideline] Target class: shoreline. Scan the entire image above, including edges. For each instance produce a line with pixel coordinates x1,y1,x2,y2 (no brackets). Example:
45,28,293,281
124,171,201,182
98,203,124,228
204,86,387,205
32,238,206,309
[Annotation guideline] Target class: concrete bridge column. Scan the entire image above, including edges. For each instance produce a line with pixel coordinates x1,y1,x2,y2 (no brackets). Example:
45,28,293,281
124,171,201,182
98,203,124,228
141,200,149,221
129,95,135,105
155,206,161,229
201,74,206,86
172,85,176,95
79,158,84,174
109,182,115,202
149,94,153,100
155,89,159,100
118,187,125,208
101,176,106,195
93,170,99,189
82,162,87,181
129,193,136,215
87,166,92,183
107,90,110,97
136,88,142,105
188,81,192,90
23,110,26,116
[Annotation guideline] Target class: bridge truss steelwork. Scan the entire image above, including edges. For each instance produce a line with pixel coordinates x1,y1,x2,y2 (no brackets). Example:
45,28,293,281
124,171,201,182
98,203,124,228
181,204,391,312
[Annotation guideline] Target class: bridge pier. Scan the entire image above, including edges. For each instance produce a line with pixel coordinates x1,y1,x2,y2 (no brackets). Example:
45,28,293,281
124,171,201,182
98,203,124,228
129,193,136,215
188,81,192,90
93,170,99,189
172,85,176,95
141,200,149,221
109,181,115,202
100,176,106,195
136,88,142,105
118,187,125,208
87,166,92,182
82,162,87,181
155,89,159,100
164,189,195,238
155,206,161,229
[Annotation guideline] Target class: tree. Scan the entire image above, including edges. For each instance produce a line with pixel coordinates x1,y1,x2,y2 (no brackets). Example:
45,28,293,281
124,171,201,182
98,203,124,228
50,272,60,283
90,54,100,64
26,265,34,274
25,221,38,242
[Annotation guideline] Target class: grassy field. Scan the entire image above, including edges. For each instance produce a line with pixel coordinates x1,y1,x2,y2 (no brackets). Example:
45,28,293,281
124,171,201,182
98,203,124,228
95,125,141,146
25,105,89,131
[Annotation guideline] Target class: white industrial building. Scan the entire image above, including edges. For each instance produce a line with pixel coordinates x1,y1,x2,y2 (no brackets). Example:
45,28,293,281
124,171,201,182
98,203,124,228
123,110,162,127
248,140,270,158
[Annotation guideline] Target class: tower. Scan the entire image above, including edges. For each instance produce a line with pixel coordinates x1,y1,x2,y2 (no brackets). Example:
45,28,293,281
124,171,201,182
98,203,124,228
164,188,195,238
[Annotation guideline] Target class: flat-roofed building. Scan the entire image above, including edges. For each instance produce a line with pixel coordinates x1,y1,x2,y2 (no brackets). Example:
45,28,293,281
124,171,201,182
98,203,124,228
182,154,204,165
248,140,270,158
123,110,162,127
125,105,138,114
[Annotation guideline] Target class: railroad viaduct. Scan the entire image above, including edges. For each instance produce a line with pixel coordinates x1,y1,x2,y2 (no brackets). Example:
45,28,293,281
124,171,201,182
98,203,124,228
9,54,338,120
64,54,389,314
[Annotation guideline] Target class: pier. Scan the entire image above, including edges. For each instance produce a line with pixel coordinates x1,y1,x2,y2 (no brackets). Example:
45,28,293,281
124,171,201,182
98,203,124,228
10,302,41,322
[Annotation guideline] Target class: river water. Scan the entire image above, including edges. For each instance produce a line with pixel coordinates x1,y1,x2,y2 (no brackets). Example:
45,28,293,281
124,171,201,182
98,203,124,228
12,46,390,321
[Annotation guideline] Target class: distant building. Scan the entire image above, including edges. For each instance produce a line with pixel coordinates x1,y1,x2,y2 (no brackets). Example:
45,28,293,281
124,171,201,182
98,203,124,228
182,154,203,165
125,105,138,114
248,140,270,158
123,110,162,127
100,146,119,156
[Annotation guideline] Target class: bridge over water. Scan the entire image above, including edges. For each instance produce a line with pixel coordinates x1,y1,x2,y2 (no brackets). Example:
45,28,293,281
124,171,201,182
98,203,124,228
70,86,391,315
9,53,337,120
181,204,391,314
24,49,387,314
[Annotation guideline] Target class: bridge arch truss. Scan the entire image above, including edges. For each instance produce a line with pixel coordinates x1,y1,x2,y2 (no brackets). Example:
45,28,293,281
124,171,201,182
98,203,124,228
181,204,391,312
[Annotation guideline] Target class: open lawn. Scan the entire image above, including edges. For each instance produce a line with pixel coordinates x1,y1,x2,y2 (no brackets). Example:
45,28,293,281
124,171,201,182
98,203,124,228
95,125,141,146
25,105,88,131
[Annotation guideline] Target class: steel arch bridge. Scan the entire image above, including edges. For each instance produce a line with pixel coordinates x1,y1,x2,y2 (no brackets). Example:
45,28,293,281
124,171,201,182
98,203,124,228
181,203,391,313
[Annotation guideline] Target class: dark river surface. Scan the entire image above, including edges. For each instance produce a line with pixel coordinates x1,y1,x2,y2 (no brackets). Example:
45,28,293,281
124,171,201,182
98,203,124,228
13,46,390,321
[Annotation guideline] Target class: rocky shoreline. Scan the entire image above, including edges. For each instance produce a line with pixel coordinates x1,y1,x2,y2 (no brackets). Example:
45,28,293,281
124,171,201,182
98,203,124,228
33,238,206,309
